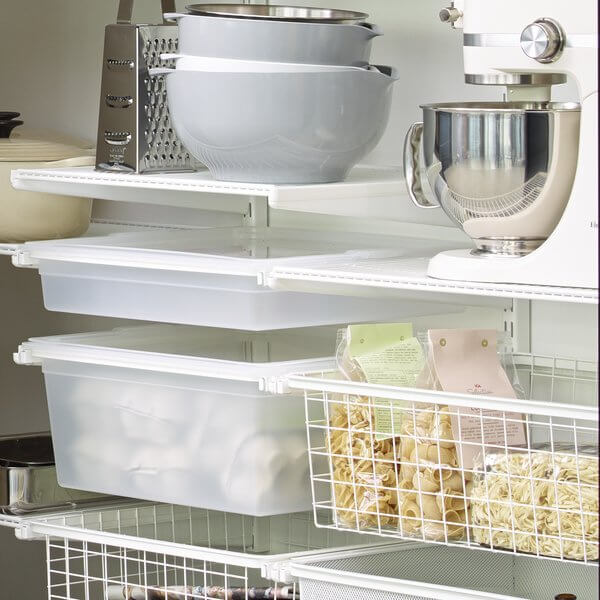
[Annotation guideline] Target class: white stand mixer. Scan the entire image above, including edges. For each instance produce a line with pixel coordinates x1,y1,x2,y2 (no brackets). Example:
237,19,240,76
427,0,597,289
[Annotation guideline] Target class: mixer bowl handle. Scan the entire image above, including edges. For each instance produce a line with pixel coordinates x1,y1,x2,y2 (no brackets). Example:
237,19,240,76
403,122,439,209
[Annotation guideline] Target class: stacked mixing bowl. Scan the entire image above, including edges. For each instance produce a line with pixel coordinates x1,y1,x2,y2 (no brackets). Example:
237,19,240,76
153,4,396,184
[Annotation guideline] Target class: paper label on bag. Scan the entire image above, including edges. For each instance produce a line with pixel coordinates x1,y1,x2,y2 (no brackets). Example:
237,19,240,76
451,408,527,470
354,336,423,387
427,329,527,469
348,326,424,440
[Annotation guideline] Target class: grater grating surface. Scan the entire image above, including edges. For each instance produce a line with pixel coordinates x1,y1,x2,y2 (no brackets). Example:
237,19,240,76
140,29,201,172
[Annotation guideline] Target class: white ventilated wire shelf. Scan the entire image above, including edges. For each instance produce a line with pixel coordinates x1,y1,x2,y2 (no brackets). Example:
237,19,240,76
17,503,390,600
268,256,599,305
10,165,415,219
288,353,599,566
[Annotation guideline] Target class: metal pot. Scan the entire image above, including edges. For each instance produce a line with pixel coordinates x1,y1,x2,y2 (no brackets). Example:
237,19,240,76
0,112,94,243
1,433,112,514
165,12,380,66
403,102,581,256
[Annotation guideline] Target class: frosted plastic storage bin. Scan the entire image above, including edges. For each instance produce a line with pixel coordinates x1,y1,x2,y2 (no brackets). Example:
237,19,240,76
290,544,597,600
15,325,338,516
18,227,452,330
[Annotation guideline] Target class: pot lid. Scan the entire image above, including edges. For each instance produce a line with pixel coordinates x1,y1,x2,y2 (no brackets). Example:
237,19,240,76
0,111,94,162
185,4,369,23
0,434,55,467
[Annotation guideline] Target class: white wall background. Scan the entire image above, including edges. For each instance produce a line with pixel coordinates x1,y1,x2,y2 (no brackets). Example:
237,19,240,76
0,1,594,598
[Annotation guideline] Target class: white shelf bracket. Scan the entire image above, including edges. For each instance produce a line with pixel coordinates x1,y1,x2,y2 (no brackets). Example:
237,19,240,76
262,561,295,585
504,299,532,353
11,249,38,269
13,345,41,366
243,195,270,227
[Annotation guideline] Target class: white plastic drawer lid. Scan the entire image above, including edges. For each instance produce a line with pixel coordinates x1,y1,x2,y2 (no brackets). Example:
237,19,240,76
15,323,336,388
16,226,409,276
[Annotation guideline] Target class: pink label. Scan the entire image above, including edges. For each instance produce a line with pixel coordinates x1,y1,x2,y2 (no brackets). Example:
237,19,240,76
451,407,526,470
427,329,527,469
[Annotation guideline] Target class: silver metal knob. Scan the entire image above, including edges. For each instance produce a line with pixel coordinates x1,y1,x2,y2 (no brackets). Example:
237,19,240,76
439,6,462,24
520,18,565,63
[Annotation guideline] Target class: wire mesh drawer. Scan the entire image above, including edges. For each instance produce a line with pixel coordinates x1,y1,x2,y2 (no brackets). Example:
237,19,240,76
292,354,599,565
28,503,383,600
290,544,597,600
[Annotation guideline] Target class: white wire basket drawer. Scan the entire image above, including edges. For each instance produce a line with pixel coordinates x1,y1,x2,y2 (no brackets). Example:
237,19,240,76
19,502,385,600
287,354,599,565
289,543,598,600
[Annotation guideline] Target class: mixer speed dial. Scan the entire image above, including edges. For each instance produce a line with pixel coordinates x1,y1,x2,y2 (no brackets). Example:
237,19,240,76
520,18,565,63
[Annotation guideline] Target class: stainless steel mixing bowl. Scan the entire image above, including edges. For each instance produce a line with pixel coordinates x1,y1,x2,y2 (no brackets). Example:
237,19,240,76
166,13,380,66
403,102,580,255
185,4,369,23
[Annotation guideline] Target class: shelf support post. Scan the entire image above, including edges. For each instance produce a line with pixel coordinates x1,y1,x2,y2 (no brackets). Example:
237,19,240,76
504,299,531,353
243,196,269,228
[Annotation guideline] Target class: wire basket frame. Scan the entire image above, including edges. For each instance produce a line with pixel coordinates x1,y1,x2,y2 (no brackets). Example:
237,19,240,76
47,537,260,600
37,504,383,600
299,354,599,566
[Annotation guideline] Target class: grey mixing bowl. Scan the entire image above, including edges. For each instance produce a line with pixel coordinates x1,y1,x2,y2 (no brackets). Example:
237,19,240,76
161,65,397,184
165,12,381,66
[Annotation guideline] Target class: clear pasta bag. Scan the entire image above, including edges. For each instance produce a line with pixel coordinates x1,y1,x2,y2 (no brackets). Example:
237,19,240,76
470,443,599,561
329,323,424,530
397,329,526,542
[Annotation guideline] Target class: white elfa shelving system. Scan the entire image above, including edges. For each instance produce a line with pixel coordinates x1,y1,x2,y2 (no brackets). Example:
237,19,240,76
1,2,597,600
1,164,598,600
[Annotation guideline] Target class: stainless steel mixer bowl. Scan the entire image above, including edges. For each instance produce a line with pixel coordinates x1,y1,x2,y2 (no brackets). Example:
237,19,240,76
403,102,581,255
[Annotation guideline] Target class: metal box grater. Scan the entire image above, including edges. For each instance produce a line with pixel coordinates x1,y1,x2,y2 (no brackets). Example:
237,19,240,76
95,0,202,173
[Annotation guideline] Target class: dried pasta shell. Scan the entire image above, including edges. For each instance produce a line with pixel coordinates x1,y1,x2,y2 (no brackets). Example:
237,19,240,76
442,471,466,493
436,422,455,449
428,467,454,483
409,447,428,470
401,499,423,521
401,437,416,460
413,471,439,493
421,494,443,521
400,463,416,483
436,493,468,513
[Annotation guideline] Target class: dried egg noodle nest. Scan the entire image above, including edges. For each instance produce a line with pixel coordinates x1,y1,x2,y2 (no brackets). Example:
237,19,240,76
470,452,599,561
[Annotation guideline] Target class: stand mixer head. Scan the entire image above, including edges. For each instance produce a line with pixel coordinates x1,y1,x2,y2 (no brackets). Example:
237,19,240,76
406,0,597,288
450,0,597,99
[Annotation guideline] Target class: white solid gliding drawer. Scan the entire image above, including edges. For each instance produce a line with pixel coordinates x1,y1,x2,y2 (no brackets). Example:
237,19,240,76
15,324,338,516
14,226,459,330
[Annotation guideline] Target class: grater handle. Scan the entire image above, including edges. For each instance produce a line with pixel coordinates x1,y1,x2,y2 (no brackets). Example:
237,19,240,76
116,0,176,24
116,0,133,23
161,0,176,22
